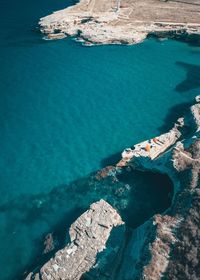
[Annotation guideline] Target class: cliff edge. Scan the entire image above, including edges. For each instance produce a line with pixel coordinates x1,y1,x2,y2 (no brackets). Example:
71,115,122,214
25,200,124,280
25,97,199,280
39,0,200,45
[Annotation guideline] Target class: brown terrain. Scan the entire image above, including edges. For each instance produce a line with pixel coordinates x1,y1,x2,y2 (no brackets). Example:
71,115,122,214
39,0,200,44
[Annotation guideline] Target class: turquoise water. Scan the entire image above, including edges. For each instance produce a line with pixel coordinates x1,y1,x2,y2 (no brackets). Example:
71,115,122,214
1,0,200,278
1,35,200,201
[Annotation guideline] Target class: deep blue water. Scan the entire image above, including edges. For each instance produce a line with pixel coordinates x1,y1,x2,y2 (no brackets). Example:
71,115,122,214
0,0,200,279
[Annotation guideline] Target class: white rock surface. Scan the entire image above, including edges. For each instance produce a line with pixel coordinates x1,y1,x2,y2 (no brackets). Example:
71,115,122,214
39,0,200,45
26,200,124,280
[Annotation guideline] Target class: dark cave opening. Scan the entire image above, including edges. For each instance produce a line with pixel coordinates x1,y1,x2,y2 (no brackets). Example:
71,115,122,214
116,168,173,228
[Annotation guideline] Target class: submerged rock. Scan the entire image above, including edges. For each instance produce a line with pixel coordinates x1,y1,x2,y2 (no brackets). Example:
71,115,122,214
43,233,58,254
26,96,200,280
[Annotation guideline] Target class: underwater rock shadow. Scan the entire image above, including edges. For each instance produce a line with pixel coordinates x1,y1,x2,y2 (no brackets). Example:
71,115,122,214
157,100,194,133
0,167,173,280
0,179,93,280
175,61,200,93
100,151,122,168
80,168,173,280
21,206,86,280
1,27,59,48
116,169,173,228
185,35,200,47
0,0,79,48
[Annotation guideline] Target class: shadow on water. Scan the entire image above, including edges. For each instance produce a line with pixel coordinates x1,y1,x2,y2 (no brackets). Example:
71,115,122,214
0,166,173,280
157,100,194,133
175,61,200,93
100,99,194,147
0,0,79,48
185,35,200,47
100,151,122,168
116,169,173,227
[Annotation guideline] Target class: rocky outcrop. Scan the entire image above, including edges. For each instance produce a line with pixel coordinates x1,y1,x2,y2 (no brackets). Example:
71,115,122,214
97,97,199,280
39,0,200,45
114,97,200,280
165,188,200,280
26,200,124,280
26,97,200,280
117,118,183,167
118,99,200,173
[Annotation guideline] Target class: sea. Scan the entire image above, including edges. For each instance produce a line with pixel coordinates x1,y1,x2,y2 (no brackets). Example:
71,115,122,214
0,0,200,278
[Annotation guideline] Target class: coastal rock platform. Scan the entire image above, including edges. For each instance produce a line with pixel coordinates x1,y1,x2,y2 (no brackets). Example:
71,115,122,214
25,200,124,280
25,97,199,280
39,0,200,45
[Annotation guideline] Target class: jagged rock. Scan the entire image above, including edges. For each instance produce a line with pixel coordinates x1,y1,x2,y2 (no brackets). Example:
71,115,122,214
118,98,200,171
27,200,124,280
190,104,200,132
195,95,200,103
166,189,200,280
26,96,200,280
39,0,200,46
43,233,58,254
95,166,117,180
117,122,182,167
142,215,181,280
113,96,200,280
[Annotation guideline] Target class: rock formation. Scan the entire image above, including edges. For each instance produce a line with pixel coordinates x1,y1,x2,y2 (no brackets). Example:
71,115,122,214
39,0,200,45
166,188,200,280
25,200,124,280
25,96,199,280
21,0,200,277
114,96,200,280
43,233,58,254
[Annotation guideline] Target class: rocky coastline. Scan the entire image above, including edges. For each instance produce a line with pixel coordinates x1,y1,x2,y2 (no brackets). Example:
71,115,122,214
26,2,200,278
39,0,200,45
26,96,199,280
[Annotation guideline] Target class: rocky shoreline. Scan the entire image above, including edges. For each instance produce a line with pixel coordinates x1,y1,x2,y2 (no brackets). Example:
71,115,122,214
26,2,200,278
39,0,200,45
26,96,199,279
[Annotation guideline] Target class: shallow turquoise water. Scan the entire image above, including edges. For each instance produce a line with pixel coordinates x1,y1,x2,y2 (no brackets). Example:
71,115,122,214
1,37,200,201
1,0,200,278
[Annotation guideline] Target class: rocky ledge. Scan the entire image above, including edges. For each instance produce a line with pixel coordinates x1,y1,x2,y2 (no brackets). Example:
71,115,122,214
39,0,200,45
26,97,199,280
25,200,124,280
113,96,200,280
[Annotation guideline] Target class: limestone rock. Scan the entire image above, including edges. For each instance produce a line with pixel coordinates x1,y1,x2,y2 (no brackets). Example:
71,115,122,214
28,200,124,280
26,96,200,280
39,0,200,46
195,95,200,103
190,104,200,132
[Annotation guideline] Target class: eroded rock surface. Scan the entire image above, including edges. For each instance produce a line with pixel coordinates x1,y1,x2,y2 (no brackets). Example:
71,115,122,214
26,97,200,280
26,200,124,280
166,188,200,280
119,101,200,173
115,97,200,280
39,0,200,45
